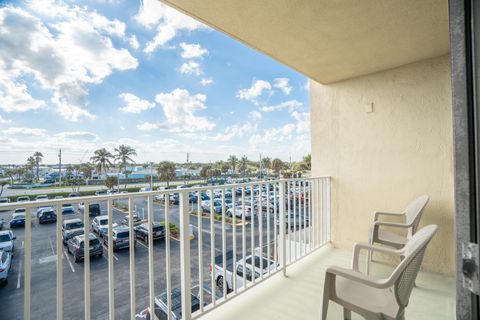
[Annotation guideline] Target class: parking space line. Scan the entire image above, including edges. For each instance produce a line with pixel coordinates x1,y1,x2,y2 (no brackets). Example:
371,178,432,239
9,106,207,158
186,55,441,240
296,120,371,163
193,225,211,235
48,236,55,255
16,257,23,289
63,249,75,273
102,245,119,261
136,241,148,250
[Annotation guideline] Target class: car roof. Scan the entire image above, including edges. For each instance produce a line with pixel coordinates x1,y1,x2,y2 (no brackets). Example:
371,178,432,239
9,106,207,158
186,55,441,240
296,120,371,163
113,226,129,232
96,215,109,220
12,212,25,218
64,218,82,224
75,233,97,241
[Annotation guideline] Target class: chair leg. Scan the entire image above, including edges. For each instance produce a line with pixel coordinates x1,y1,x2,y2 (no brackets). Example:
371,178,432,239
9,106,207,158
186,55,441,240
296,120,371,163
343,308,352,320
322,274,333,320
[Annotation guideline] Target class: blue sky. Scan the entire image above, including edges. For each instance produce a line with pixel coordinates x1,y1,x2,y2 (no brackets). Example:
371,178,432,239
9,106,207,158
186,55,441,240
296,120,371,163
0,0,310,164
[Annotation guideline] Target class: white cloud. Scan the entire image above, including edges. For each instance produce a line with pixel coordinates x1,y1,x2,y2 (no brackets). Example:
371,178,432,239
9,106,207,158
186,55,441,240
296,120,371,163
200,78,214,86
273,78,292,95
0,4,138,121
260,100,303,112
0,80,45,112
155,88,215,132
55,131,98,142
135,0,208,53
128,35,139,49
179,61,202,76
179,42,208,59
119,93,155,113
0,115,12,124
137,121,161,131
4,127,47,137
237,80,272,104
249,110,262,121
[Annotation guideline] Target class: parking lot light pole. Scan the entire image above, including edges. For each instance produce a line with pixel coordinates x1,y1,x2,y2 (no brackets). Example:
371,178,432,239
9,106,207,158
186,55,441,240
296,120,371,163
179,190,192,320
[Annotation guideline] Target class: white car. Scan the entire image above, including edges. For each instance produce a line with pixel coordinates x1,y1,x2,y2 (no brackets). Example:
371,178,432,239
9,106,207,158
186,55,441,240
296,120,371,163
35,195,48,201
92,215,117,237
0,250,12,285
0,230,15,253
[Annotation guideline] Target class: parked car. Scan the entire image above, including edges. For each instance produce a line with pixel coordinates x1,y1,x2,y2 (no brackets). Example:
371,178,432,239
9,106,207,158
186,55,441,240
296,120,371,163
66,233,103,263
212,251,277,292
0,230,15,253
9,213,25,228
79,203,101,216
92,216,117,237
38,209,56,224
143,287,201,320
36,205,54,216
103,225,134,251
0,219,3,230
0,250,12,286
16,196,29,202
54,196,64,200
201,200,223,214
121,215,143,227
139,187,152,192
62,218,84,245
95,190,107,196
68,192,80,198
61,204,75,215
134,222,165,244
226,205,255,218
283,213,310,230
35,195,48,201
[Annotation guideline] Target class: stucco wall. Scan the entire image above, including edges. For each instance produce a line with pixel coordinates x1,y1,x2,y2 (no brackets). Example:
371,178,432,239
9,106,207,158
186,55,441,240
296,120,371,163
310,55,454,274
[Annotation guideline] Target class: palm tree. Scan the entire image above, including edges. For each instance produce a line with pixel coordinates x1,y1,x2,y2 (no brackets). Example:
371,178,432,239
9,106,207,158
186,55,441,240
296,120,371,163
200,164,212,183
271,158,284,177
26,156,36,178
33,151,43,182
90,148,114,177
239,155,249,177
114,145,137,188
157,161,176,187
105,176,118,190
227,155,238,174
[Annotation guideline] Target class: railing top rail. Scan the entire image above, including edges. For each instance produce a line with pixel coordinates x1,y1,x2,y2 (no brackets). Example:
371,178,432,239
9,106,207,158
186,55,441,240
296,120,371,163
0,176,330,210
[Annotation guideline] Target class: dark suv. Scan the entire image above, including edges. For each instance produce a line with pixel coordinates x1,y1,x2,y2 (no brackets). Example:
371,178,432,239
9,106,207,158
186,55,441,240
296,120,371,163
38,209,56,224
67,233,103,262
103,226,134,251
134,222,165,244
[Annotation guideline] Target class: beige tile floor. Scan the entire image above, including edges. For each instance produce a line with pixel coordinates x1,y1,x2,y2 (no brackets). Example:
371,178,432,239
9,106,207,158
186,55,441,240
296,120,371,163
197,245,455,320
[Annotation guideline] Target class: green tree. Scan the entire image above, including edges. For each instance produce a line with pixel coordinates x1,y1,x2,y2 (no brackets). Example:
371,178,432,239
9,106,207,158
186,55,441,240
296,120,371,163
90,148,114,177
26,156,36,181
227,155,238,173
157,161,176,187
302,154,311,170
271,158,284,177
114,144,137,188
105,176,118,190
33,152,43,182
238,155,249,177
200,164,212,183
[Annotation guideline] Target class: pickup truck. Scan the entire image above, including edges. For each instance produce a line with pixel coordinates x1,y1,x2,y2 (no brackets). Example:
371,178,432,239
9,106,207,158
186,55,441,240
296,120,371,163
211,250,277,293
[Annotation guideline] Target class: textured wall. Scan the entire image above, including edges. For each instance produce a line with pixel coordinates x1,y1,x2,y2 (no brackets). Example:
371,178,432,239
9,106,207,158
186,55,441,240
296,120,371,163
311,55,454,274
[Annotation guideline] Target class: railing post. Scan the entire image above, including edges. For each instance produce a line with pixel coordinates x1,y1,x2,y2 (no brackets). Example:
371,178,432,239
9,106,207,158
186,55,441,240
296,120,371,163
179,191,192,319
279,180,287,277
24,205,32,320
326,177,331,242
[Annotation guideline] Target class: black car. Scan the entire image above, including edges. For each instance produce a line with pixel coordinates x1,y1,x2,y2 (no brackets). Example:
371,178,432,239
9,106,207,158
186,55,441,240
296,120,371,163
79,203,101,216
134,222,165,244
67,233,103,263
38,209,56,224
145,287,201,320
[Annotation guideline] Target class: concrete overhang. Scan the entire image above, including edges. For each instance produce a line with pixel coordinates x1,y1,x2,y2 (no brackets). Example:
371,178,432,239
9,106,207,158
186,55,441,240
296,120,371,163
160,0,450,84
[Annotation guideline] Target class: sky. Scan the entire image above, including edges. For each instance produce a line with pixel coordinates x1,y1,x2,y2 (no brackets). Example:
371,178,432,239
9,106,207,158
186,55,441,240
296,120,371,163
0,0,310,165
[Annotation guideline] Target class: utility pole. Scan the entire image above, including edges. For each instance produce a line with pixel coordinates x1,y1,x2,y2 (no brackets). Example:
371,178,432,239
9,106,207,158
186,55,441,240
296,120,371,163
58,149,62,186
149,162,153,190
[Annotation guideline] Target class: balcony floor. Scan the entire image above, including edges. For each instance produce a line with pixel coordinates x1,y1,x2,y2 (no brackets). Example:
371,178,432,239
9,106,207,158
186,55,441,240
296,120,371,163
199,245,455,320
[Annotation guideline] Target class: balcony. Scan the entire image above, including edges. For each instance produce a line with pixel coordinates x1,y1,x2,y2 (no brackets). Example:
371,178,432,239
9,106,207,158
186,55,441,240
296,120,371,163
0,177,332,319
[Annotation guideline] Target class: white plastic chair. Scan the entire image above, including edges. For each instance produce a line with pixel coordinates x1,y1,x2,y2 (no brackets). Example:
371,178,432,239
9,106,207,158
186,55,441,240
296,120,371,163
321,224,438,320
367,195,429,274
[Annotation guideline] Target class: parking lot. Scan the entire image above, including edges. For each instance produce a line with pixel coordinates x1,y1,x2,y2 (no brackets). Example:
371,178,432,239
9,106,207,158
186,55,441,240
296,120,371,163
0,195,282,319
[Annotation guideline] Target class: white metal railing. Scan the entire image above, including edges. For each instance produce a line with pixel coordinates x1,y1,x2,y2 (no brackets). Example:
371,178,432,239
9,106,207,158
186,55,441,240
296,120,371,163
0,177,331,320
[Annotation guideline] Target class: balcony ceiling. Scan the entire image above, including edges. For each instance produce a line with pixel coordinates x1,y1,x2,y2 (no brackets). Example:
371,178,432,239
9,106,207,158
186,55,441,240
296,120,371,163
160,0,450,84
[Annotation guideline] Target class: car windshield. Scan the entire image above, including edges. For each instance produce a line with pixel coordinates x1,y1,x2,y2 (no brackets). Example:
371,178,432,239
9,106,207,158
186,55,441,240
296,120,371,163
62,204,72,207
14,208,26,213
0,199,8,203
245,256,274,270
13,214,25,219
99,219,108,225
66,222,84,230
153,225,164,232
116,231,129,238
0,234,11,242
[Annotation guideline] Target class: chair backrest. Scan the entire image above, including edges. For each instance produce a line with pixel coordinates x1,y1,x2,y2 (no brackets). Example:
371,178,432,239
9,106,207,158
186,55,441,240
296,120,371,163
404,195,429,237
391,225,438,308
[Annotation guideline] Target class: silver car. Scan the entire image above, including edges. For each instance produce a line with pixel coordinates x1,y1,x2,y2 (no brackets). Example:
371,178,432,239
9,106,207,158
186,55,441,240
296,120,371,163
62,218,84,245
0,230,15,253
103,226,134,251
0,250,12,285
